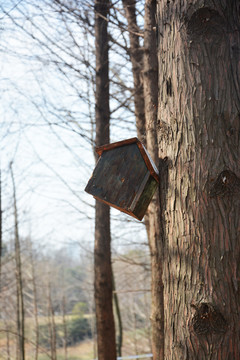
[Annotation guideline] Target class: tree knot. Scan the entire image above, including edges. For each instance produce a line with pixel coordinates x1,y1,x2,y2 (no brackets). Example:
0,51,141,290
209,170,240,197
191,302,227,336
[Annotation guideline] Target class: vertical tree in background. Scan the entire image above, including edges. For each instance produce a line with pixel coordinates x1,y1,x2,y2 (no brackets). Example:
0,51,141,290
28,237,39,360
47,281,57,360
122,2,164,357
10,163,25,360
122,0,146,142
94,1,116,359
0,168,2,287
143,1,164,359
157,1,240,358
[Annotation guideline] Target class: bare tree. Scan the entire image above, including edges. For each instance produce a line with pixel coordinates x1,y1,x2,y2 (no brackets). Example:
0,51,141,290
10,163,25,360
61,293,68,360
27,238,39,360
0,168,2,287
47,281,57,360
94,0,116,359
122,0,146,143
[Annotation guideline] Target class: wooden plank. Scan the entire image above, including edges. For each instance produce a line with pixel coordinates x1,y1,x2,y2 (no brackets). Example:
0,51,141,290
136,142,159,183
129,172,150,212
96,137,159,183
96,137,138,156
85,143,148,210
133,176,158,220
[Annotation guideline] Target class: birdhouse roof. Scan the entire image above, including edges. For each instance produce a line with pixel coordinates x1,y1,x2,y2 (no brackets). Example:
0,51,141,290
96,137,159,183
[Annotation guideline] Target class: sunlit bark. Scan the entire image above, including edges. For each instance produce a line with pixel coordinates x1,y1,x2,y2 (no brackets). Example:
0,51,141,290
143,1,164,359
157,1,240,358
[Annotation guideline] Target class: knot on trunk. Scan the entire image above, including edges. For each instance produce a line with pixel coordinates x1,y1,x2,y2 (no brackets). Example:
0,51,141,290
191,303,227,336
186,7,226,42
209,170,240,197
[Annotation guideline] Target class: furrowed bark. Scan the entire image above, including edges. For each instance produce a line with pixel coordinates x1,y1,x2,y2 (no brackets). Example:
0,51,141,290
143,1,164,359
157,1,240,359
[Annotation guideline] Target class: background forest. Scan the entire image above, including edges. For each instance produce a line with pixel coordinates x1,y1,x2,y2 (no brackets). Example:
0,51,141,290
1,242,151,359
0,0,154,359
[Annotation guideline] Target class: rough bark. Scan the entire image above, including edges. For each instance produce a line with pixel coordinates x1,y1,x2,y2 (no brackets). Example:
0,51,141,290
122,0,146,143
156,1,240,359
10,164,25,360
143,1,164,359
94,1,116,359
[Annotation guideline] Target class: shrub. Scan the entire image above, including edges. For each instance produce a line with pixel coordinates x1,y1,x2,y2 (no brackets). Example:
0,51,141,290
67,317,91,345
38,323,64,349
38,317,91,349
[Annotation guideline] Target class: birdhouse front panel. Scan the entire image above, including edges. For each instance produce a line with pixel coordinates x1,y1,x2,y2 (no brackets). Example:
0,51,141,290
85,138,159,220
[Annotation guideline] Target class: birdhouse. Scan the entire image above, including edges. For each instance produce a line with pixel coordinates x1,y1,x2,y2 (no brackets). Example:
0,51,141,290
85,138,159,221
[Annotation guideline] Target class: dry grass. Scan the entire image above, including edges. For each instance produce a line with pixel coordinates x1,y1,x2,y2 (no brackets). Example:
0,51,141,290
57,340,94,360
0,338,94,360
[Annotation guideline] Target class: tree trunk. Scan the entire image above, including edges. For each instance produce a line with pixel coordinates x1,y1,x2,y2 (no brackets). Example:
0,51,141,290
156,1,240,359
112,274,123,357
122,0,146,143
143,1,164,359
47,282,57,360
28,238,39,360
0,168,2,289
94,1,116,359
4,318,11,360
62,294,68,360
123,2,165,357
10,164,25,360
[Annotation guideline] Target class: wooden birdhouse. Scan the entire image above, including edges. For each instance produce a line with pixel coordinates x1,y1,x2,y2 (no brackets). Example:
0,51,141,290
85,138,159,221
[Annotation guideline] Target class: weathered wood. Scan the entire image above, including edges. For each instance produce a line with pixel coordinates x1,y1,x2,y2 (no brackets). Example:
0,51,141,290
85,138,159,220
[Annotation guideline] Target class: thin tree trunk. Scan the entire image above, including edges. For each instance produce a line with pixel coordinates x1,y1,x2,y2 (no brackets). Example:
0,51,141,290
122,0,146,143
62,294,68,360
94,1,116,359
48,282,57,360
88,290,97,359
28,238,39,360
0,168,2,288
10,163,25,360
47,301,53,359
157,1,240,358
4,319,11,360
143,1,164,359
112,274,123,357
